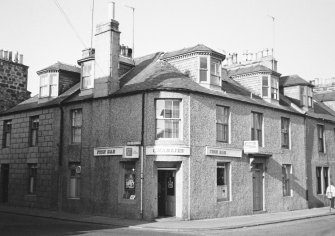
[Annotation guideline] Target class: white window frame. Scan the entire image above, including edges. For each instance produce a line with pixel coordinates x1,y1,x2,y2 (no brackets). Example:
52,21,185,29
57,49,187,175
210,58,221,86
155,99,182,140
81,61,94,90
281,117,290,149
271,77,279,100
307,87,313,108
199,56,208,82
262,75,269,98
251,112,264,147
217,162,231,202
216,105,230,143
39,72,59,98
316,166,330,195
71,109,82,144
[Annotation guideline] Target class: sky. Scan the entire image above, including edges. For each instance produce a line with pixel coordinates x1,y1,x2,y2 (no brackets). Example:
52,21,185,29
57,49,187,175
1,0,335,95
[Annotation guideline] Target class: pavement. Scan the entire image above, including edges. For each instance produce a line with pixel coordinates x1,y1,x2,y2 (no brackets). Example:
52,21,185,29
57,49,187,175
0,204,334,232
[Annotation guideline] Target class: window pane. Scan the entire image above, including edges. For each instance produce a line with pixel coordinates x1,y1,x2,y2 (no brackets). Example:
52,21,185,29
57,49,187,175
217,163,229,201
172,120,179,138
156,119,165,139
200,70,207,81
316,167,322,194
123,162,136,199
172,101,180,118
262,87,268,97
200,57,207,69
262,76,268,86
217,124,223,141
156,100,165,119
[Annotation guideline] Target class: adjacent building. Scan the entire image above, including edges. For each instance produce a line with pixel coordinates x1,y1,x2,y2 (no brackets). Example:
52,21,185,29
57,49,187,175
1,18,335,220
0,50,30,113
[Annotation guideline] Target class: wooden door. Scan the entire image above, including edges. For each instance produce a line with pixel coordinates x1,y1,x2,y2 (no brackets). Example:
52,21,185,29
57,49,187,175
252,165,263,211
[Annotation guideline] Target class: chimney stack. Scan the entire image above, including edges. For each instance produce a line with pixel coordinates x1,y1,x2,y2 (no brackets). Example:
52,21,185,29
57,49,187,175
93,18,121,98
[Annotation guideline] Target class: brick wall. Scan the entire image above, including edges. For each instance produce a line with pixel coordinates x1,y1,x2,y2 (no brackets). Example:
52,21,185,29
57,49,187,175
0,59,31,113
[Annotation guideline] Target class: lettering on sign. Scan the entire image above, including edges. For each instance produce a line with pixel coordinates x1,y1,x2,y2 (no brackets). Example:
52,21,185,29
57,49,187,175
205,146,242,157
146,146,190,156
94,147,123,156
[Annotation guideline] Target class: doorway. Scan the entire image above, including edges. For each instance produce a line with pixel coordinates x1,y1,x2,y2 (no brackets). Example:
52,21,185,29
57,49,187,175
158,170,176,217
252,163,264,211
1,164,9,203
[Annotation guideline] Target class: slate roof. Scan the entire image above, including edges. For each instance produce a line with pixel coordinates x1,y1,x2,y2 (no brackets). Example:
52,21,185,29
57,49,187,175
2,83,80,114
314,91,335,102
228,65,280,77
280,75,313,87
161,44,225,60
37,61,81,75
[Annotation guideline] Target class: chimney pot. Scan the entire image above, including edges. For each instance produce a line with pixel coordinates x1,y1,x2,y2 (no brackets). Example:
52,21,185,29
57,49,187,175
4,51,8,60
14,52,19,63
19,54,23,64
0,49,3,59
8,51,12,61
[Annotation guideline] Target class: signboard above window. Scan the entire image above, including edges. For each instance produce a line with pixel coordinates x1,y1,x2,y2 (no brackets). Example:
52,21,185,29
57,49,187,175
243,141,259,154
93,146,139,158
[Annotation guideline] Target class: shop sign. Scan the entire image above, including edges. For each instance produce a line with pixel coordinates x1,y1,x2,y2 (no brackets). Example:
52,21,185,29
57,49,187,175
94,147,123,156
146,146,190,156
243,141,259,154
205,146,242,157
123,146,140,158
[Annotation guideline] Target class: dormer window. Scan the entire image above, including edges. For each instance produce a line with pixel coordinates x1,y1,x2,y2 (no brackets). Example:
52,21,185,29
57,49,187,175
210,58,221,86
82,61,94,89
262,75,279,100
199,56,221,86
39,72,58,97
200,57,208,82
271,77,279,99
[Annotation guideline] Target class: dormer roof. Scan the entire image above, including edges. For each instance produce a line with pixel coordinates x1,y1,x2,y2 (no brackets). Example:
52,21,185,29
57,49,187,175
280,75,313,87
161,44,225,61
228,65,281,77
37,61,80,75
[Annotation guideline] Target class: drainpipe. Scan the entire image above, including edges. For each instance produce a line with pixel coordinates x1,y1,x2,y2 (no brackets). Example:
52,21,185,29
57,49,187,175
58,105,64,211
140,92,145,219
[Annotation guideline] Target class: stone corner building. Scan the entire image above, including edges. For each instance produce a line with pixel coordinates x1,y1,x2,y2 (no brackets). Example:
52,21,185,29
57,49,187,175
0,17,335,221
0,50,31,113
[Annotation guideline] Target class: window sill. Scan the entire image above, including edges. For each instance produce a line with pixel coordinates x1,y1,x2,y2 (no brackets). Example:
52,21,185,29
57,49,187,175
283,195,293,198
67,197,80,200
217,199,231,203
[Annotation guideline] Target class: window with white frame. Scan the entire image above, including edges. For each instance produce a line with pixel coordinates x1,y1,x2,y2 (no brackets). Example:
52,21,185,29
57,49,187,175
199,57,208,82
281,117,290,149
216,106,229,143
210,58,221,86
271,77,279,100
71,109,82,143
307,87,313,107
217,162,230,201
251,112,263,146
262,76,269,97
39,72,58,97
28,164,37,194
282,164,292,196
316,166,330,194
156,99,181,139
82,61,94,89
301,86,307,106
317,125,325,153
2,120,12,148
69,163,81,198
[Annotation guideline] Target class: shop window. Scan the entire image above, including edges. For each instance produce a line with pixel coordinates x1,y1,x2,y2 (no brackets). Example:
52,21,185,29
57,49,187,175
210,58,221,86
30,116,39,147
156,99,181,139
28,164,37,194
123,162,136,200
39,72,58,97
262,76,269,97
71,109,82,143
281,117,290,149
282,164,292,196
217,162,230,201
316,166,330,195
82,61,94,89
317,125,325,153
251,112,263,146
216,106,229,143
199,57,208,82
68,163,81,198
2,120,12,148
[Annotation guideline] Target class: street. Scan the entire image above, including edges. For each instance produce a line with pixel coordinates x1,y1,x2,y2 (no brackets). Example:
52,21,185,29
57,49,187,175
1,212,335,236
